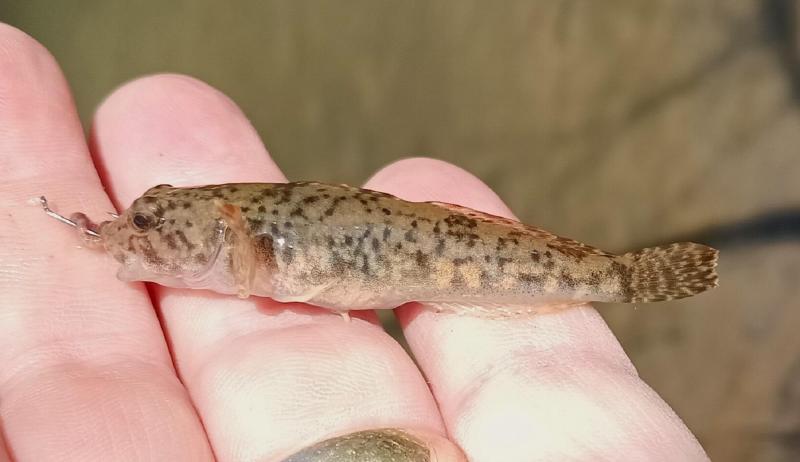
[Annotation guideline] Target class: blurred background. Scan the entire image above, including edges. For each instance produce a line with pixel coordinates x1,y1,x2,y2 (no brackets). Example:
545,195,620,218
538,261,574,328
2,1,798,460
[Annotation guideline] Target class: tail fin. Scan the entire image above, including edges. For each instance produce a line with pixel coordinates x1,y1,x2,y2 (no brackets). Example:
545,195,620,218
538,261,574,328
621,242,718,303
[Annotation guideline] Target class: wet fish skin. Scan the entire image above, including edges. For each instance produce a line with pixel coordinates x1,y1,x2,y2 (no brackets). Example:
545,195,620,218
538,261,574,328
83,182,719,317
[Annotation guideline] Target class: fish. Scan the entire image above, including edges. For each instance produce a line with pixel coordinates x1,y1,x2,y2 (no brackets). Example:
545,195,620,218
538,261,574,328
40,182,719,317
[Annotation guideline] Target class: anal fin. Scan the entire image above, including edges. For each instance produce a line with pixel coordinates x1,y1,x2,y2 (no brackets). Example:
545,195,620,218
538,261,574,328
421,300,587,319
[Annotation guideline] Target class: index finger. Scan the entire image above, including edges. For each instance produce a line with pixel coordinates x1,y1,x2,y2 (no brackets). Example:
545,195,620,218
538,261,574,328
89,75,459,460
0,24,212,460
365,158,709,461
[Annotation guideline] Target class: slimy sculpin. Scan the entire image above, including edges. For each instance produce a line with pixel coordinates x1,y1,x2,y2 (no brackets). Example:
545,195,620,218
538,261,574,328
40,182,719,318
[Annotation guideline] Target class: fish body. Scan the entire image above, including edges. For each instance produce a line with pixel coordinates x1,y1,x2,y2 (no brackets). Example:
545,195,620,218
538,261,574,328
79,182,717,316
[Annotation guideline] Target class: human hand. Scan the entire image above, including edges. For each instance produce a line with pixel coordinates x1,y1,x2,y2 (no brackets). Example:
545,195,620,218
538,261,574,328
0,24,708,461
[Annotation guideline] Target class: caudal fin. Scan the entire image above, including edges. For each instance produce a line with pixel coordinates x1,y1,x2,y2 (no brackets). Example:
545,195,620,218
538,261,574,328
621,242,718,303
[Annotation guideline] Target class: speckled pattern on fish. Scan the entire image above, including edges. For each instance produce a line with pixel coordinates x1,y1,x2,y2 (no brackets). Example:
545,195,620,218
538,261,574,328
52,182,719,317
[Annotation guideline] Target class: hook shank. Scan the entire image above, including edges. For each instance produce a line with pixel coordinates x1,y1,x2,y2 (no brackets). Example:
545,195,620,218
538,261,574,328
39,196,102,239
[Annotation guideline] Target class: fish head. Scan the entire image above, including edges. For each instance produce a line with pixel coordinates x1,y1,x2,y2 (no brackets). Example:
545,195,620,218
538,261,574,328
100,185,227,286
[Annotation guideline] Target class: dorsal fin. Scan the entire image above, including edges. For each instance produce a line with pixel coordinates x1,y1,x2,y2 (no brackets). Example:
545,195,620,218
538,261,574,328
427,200,613,259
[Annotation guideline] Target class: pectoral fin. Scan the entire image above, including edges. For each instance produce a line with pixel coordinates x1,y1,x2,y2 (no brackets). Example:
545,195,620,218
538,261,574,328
216,201,256,298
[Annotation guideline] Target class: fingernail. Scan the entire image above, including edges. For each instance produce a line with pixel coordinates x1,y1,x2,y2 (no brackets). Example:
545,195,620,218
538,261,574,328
282,428,465,462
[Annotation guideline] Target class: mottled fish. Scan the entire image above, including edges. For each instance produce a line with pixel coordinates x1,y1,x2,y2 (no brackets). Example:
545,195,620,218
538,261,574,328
41,182,719,317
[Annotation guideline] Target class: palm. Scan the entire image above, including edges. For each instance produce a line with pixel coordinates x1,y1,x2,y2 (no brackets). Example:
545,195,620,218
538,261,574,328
0,24,707,461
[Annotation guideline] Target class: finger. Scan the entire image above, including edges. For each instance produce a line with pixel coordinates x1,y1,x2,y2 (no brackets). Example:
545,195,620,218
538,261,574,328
90,75,458,461
365,158,708,461
0,439,9,462
0,24,212,460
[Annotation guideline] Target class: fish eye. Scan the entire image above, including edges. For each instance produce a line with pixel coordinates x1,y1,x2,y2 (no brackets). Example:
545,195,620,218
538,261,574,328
131,213,154,231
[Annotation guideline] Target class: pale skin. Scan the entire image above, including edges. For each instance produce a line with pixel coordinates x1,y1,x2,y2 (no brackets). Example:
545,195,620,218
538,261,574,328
0,24,709,461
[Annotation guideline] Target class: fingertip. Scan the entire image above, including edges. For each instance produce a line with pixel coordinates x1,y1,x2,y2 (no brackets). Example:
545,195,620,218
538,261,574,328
0,22,53,66
362,158,707,459
90,73,283,205
94,73,240,124
0,22,89,183
0,22,74,118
